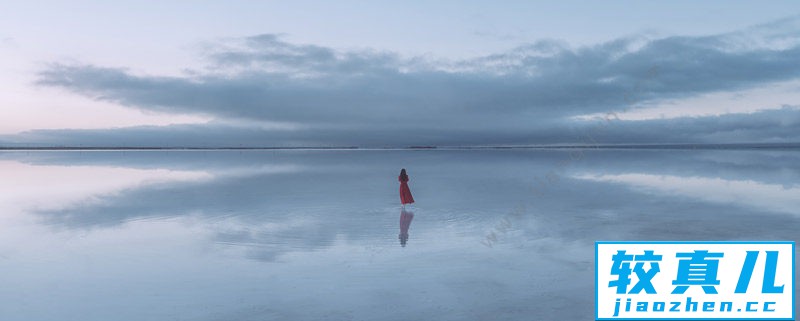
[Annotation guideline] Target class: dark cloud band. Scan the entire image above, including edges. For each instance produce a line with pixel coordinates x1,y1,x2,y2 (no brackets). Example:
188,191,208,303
17,17,800,147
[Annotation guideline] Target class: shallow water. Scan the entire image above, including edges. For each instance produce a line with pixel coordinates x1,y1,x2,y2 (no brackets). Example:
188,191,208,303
0,149,798,320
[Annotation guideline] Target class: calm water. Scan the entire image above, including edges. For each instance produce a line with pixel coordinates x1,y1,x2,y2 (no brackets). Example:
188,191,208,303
0,149,798,320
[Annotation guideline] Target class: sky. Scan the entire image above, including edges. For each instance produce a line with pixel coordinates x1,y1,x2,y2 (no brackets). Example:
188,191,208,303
1,1,800,147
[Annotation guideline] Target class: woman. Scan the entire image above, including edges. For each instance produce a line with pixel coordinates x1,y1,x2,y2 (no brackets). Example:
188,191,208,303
398,168,415,207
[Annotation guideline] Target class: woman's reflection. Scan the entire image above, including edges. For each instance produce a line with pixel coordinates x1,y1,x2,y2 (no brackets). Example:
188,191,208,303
399,209,414,247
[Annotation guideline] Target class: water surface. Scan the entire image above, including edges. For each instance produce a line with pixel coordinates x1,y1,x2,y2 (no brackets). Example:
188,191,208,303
1,149,798,320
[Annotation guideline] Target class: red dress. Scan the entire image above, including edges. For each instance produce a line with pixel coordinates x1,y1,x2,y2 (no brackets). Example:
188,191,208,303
399,175,415,204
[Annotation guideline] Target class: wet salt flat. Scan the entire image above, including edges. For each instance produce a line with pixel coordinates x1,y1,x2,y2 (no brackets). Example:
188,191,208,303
0,149,798,321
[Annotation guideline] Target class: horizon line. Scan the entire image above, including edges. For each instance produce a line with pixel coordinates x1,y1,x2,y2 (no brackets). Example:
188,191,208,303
1,142,800,151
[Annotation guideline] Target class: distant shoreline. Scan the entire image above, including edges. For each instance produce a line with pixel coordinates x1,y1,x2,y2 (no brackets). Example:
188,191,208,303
1,142,799,151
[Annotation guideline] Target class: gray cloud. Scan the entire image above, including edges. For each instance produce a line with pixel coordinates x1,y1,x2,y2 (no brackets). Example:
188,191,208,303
1,36,15,47
577,105,800,144
3,107,799,147
20,17,800,146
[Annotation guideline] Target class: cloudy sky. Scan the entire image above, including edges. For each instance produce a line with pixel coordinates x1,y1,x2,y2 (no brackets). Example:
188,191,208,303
2,1,800,147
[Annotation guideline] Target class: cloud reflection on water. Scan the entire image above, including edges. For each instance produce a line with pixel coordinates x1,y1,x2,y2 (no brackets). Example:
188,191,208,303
15,149,800,259
1,149,798,320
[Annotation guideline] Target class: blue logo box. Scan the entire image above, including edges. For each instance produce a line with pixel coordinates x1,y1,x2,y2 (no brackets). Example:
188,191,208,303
595,241,795,320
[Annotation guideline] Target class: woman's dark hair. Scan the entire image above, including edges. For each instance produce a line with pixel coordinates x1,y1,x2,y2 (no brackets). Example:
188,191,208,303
400,168,408,181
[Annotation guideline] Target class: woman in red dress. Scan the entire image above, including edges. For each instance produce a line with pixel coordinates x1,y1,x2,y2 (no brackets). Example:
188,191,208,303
398,168,415,207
